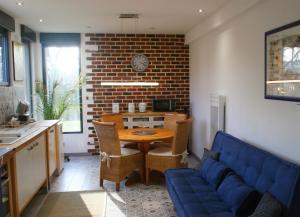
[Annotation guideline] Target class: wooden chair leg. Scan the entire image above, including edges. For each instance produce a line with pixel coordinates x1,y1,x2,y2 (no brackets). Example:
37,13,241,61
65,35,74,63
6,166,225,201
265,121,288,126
100,178,103,187
146,168,150,185
116,182,120,191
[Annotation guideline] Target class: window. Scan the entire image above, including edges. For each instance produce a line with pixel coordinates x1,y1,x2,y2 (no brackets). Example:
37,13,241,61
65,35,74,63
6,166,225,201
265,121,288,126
0,28,9,85
283,46,300,73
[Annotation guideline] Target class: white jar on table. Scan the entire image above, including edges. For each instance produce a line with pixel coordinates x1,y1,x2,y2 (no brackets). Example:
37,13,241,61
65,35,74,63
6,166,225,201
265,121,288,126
128,103,135,113
112,103,119,113
138,103,146,112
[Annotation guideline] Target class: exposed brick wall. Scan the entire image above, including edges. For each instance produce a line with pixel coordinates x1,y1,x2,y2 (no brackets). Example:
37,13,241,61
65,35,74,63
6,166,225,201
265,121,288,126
84,33,189,153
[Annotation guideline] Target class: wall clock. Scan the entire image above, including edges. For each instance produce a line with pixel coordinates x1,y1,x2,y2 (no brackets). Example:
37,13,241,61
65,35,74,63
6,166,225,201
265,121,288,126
131,54,149,72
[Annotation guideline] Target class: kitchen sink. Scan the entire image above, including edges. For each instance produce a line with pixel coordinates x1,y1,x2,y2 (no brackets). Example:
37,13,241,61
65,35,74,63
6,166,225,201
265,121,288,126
0,124,39,138
0,124,39,145
0,137,21,145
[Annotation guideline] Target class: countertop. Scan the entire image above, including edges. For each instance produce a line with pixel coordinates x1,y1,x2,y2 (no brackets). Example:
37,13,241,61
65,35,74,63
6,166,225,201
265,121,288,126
29,120,60,128
0,120,60,159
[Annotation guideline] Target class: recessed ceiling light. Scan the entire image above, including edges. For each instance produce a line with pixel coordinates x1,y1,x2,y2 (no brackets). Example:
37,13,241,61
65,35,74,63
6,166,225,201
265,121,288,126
39,19,43,23
16,2,23,6
198,9,204,13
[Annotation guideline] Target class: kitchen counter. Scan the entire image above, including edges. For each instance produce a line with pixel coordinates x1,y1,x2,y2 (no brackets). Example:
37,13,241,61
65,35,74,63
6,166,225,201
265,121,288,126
30,120,60,128
0,120,60,153
0,147,13,163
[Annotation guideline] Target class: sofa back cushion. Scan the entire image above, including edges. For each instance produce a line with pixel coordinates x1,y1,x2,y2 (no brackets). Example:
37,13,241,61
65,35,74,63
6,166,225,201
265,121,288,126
199,158,230,190
196,150,220,170
218,174,260,216
212,131,300,217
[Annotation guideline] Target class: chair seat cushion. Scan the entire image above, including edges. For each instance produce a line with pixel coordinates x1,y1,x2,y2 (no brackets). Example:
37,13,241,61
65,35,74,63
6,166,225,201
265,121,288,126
165,168,234,217
148,147,172,156
121,147,141,156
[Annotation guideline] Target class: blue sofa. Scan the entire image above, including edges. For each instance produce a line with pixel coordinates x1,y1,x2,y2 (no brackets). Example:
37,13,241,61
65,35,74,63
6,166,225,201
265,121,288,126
165,131,300,217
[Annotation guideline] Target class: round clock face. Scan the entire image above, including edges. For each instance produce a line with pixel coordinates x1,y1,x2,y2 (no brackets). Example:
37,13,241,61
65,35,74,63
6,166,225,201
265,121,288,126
131,54,149,72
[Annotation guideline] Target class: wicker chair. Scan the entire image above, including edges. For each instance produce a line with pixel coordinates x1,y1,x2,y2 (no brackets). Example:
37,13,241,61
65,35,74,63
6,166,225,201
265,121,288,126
146,118,192,185
100,113,138,149
164,113,187,131
100,113,125,130
151,113,187,148
93,120,144,191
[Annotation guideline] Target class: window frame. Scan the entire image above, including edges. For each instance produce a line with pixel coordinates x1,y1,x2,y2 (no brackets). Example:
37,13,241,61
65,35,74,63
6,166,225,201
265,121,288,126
42,44,83,134
0,27,10,86
22,41,34,115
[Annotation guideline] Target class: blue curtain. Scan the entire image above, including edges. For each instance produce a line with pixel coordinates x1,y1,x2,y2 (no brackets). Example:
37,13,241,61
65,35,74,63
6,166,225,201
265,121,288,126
40,33,80,47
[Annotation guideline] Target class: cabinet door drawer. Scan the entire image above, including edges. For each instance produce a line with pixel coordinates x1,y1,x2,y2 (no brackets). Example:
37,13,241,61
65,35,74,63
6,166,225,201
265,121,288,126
32,134,47,187
16,134,47,212
16,141,34,211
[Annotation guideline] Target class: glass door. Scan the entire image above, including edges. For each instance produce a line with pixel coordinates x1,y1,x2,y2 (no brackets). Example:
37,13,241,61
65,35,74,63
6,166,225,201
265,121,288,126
43,46,82,133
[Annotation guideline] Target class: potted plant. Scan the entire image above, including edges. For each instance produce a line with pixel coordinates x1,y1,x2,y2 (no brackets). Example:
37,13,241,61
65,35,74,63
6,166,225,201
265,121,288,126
35,76,85,120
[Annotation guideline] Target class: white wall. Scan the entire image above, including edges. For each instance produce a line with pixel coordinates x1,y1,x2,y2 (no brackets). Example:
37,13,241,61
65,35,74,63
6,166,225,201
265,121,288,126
189,0,300,164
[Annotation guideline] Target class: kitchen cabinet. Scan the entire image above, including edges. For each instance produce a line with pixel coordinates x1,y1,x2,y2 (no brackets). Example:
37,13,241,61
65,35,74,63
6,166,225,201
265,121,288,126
15,133,47,213
47,126,56,177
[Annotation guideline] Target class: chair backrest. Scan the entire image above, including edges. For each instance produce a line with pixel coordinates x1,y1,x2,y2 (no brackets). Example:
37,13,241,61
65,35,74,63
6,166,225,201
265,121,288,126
172,118,192,155
164,113,187,131
92,120,121,155
100,113,125,130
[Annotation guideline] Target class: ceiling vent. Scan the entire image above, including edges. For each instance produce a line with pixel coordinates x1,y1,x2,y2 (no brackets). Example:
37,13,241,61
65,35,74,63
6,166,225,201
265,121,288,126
119,14,139,19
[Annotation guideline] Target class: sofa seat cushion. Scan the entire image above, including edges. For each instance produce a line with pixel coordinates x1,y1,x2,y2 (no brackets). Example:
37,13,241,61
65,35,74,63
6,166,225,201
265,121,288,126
165,168,234,217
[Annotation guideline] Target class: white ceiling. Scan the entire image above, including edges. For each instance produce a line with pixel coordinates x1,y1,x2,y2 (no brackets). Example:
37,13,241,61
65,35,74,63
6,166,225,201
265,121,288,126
0,0,230,34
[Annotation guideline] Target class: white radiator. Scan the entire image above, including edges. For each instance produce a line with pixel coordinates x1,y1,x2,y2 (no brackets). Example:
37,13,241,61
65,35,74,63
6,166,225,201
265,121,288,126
210,94,226,144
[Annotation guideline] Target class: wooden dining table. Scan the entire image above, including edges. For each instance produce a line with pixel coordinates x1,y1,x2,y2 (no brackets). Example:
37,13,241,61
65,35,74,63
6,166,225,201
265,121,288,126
118,128,174,153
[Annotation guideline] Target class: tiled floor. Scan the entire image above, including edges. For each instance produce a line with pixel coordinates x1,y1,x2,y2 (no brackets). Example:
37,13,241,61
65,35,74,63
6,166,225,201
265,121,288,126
22,155,199,217
50,156,101,192
51,155,199,193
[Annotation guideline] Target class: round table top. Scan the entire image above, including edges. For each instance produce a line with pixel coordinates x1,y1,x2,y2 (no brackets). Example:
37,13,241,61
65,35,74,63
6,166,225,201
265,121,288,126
118,128,174,143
